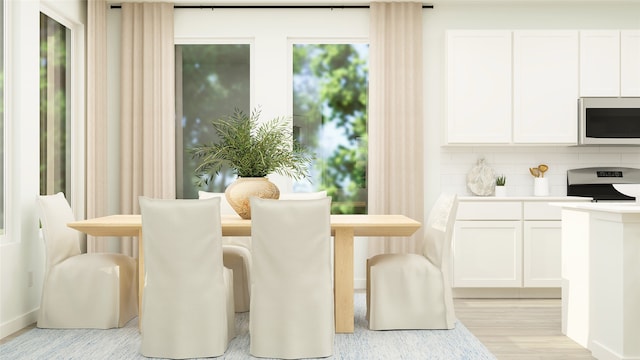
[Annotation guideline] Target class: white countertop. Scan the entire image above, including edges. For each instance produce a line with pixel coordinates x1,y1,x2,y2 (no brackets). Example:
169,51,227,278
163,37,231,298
550,201,640,213
459,196,592,202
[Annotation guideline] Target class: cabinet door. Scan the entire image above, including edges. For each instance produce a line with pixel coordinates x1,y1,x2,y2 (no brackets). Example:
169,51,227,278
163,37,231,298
453,220,522,287
446,30,512,144
621,30,640,96
523,221,562,287
579,30,620,96
513,31,579,144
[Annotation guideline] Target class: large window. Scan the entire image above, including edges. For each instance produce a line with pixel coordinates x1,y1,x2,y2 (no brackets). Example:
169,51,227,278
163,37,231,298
175,44,250,199
39,13,70,198
174,42,369,214
292,44,369,214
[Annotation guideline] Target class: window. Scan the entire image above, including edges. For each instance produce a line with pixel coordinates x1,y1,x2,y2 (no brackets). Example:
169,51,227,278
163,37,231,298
173,8,369,210
39,13,70,198
292,44,369,214
175,44,250,199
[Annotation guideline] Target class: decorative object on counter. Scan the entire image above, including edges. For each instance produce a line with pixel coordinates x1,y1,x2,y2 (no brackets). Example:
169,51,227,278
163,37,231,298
494,175,507,197
466,157,496,196
529,164,550,196
190,107,314,219
534,178,549,196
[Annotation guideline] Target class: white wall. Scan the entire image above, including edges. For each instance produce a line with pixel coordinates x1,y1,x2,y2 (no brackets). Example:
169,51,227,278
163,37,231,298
423,2,640,207
0,0,85,339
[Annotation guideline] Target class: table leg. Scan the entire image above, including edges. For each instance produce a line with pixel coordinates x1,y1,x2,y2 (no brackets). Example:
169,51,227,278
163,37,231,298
138,230,143,330
334,227,355,333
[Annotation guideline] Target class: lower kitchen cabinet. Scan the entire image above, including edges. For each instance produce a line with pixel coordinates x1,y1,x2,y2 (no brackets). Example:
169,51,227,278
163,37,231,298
451,198,583,292
523,220,562,287
453,220,522,287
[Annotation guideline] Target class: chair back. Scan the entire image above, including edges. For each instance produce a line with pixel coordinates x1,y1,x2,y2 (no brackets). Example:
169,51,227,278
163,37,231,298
139,196,233,358
139,196,225,297
422,194,459,268
37,192,82,270
250,197,332,290
249,196,334,358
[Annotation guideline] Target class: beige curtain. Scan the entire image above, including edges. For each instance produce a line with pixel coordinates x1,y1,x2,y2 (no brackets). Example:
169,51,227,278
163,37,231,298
120,3,176,256
86,0,108,253
368,2,425,256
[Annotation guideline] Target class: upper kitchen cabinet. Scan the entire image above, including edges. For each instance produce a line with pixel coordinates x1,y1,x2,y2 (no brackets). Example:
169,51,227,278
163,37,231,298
580,30,640,96
621,30,640,96
579,30,620,96
513,31,579,144
446,30,512,144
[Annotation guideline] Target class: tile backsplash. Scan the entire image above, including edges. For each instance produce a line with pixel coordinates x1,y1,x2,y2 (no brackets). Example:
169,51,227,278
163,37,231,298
440,146,640,197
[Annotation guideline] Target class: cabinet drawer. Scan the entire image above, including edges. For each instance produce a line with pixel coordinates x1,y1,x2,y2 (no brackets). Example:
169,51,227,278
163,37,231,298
524,202,561,220
457,201,522,220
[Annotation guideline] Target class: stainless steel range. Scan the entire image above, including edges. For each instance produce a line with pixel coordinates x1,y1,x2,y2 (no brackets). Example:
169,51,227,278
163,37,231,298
567,167,640,201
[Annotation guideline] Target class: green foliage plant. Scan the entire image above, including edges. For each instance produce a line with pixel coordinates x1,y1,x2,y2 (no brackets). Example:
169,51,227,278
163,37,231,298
190,108,314,187
496,175,506,186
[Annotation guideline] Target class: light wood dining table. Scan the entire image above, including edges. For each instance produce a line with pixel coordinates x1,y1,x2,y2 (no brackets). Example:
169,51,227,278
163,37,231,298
68,213,421,333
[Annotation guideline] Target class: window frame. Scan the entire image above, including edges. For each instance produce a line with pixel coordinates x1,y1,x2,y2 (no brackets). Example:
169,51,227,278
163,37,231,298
38,3,85,222
288,38,369,213
174,38,254,198
173,8,369,195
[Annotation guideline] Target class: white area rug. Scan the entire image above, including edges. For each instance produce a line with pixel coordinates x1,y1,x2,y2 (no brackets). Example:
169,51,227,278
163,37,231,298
1,293,496,359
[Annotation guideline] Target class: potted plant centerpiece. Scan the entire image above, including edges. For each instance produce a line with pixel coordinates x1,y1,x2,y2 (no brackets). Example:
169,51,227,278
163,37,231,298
191,108,313,219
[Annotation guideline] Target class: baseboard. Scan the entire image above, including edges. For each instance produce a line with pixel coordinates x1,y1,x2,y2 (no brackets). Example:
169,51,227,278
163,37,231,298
453,287,561,298
589,340,627,360
0,308,38,340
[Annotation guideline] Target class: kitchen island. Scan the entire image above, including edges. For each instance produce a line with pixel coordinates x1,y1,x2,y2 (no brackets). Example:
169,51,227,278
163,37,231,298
554,202,640,360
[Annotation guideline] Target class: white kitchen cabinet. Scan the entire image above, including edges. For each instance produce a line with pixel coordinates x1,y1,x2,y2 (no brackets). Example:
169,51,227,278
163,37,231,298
453,220,522,287
523,201,563,287
621,30,640,96
513,30,579,144
445,30,512,144
579,30,620,96
452,199,574,290
523,220,561,287
579,30,640,97
453,201,522,287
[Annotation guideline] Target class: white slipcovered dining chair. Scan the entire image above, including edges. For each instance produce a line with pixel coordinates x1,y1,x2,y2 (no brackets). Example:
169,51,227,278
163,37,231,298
366,193,459,330
36,192,137,329
138,197,235,359
250,197,334,359
199,190,252,312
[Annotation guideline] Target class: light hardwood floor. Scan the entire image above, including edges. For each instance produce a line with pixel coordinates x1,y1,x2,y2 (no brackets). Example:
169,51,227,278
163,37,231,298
454,298,595,359
2,298,596,359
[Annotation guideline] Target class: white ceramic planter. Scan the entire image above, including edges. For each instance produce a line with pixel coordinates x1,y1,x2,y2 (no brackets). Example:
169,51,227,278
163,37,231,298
225,177,280,219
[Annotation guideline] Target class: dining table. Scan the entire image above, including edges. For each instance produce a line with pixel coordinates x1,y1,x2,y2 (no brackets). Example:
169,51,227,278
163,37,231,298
68,213,421,333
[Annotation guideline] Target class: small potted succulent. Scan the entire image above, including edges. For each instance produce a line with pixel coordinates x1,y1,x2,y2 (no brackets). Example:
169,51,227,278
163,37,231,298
495,175,507,197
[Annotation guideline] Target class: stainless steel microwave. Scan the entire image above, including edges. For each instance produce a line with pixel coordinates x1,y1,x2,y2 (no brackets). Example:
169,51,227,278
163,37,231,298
578,97,640,145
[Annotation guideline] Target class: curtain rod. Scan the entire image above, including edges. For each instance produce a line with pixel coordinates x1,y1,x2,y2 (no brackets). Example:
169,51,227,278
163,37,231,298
110,4,434,9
